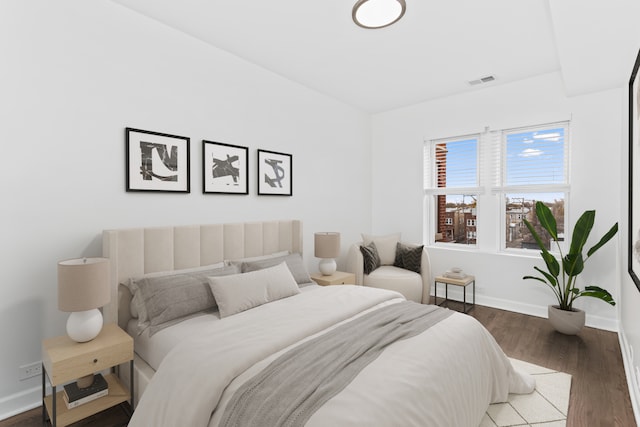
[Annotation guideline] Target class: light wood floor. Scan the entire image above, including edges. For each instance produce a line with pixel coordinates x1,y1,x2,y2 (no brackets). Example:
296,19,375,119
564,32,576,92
1,303,635,427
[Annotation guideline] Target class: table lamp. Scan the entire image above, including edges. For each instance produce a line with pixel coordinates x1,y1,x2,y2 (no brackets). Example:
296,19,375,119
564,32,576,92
314,232,340,275
58,257,110,343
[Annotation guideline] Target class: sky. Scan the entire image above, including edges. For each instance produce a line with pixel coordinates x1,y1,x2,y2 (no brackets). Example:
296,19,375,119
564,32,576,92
437,126,566,205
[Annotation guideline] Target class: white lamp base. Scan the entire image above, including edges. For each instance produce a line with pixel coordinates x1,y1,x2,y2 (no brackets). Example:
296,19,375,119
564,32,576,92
319,258,337,276
66,309,103,343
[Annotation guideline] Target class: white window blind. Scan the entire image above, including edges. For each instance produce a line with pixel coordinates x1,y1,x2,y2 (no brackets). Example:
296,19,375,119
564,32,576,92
493,122,570,193
424,135,481,195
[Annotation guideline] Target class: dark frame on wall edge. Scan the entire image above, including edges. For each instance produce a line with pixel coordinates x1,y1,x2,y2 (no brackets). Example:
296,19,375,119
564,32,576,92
628,48,640,291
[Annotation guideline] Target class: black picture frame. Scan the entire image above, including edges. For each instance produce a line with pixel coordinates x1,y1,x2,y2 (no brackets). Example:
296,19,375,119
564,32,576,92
257,149,292,196
126,128,190,193
628,48,640,291
202,140,249,194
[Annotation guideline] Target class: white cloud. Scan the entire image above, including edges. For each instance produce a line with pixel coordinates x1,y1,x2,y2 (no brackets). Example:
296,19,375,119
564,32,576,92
519,148,543,157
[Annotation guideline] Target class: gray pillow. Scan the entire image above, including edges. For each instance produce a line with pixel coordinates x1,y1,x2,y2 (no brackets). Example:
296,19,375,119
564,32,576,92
393,242,424,274
241,253,311,285
360,242,380,275
131,264,239,335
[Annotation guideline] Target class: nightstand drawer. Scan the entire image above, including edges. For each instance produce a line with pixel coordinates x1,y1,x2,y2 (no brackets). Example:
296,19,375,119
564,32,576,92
43,324,133,385
311,271,356,286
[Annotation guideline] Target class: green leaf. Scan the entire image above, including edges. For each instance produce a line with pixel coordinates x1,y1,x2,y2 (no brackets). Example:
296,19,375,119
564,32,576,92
541,251,560,277
533,266,558,287
569,210,595,256
577,286,616,306
523,275,549,285
586,223,618,257
523,218,549,254
563,253,584,277
535,201,558,240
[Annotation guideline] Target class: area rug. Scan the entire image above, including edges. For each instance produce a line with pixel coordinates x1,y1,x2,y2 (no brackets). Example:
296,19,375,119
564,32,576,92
480,358,572,427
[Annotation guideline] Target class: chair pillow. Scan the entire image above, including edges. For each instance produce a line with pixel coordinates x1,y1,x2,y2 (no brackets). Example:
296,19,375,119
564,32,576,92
208,262,300,318
360,242,381,275
393,243,424,274
361,233,400,265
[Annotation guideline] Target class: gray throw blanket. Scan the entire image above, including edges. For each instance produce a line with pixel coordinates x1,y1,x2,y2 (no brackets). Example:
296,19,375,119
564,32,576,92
220,301,454,427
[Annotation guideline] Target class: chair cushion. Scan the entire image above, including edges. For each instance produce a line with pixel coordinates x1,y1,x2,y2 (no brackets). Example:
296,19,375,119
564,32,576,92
363,265,422,303
362,233,400,265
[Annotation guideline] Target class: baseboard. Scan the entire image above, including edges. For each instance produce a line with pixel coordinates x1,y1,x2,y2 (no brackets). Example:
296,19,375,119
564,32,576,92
435,288,618,331
618,326,640,426
0,385,43,422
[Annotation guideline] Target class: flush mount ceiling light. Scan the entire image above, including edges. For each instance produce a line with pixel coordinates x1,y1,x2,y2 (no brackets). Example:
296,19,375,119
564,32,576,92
352,0,406,29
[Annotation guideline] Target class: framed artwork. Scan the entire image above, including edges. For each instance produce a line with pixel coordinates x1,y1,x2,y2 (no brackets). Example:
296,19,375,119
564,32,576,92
126,128,190,193
629,49,640,291
202,140,249,194
257,149,292,196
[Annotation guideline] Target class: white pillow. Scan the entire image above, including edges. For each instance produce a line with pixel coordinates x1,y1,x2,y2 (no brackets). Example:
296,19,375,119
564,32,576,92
361,233,401,265
208,262,300,318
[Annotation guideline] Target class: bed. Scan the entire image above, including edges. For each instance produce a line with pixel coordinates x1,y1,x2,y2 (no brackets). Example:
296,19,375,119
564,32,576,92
102,220,534,427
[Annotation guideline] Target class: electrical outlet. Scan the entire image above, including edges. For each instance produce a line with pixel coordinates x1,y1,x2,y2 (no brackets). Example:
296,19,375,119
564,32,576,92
19,362,42,381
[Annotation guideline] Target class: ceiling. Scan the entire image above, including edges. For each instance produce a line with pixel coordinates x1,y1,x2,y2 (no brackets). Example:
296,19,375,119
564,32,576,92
111,0,640,113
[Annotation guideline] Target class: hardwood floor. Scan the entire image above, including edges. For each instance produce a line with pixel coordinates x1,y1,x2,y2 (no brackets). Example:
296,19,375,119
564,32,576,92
0,402,130,427
465,301,636,427
1,303,635,427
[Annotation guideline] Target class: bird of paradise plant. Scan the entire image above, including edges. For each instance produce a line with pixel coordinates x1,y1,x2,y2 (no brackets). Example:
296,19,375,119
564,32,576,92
522,201,618,311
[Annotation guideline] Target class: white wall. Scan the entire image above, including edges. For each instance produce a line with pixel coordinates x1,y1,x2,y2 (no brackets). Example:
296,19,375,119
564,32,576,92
0,0,372,418
619,78,640,420
371,72,622,330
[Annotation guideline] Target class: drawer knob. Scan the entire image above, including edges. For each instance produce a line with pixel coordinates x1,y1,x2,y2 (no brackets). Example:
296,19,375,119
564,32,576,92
93,358,98,363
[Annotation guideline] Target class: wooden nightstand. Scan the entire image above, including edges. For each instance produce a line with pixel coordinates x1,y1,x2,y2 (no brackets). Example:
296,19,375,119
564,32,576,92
433,274,476,313
311,271,356,286
42,323,134,427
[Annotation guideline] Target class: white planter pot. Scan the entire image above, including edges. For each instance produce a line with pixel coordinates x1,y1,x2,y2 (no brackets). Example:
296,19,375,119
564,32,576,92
548,305,585,335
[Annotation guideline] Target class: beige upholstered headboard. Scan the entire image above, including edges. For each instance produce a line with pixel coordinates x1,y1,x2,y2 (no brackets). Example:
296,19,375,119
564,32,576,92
102,220,303,330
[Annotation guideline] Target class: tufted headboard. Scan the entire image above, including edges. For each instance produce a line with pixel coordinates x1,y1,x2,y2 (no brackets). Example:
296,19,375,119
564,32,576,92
102,220,303,330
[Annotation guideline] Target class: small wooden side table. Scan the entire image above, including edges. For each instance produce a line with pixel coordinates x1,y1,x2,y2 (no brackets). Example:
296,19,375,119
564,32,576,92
433,274,476,313
311,271,356,286
42,323,134,427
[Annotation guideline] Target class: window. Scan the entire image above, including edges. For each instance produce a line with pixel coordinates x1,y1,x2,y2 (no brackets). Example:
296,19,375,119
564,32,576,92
424,121,569,252
424,136,480,246
498,124,569,250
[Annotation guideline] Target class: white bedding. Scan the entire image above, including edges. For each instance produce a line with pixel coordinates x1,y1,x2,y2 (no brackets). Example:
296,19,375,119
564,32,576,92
128,284,321,371
129,285,534,427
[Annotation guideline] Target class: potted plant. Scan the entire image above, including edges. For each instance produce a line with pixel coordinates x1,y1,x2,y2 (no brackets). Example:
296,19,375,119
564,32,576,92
522,201,618,335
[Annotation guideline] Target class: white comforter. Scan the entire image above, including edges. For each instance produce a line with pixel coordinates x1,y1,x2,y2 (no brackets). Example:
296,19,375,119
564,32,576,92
129,285,534,427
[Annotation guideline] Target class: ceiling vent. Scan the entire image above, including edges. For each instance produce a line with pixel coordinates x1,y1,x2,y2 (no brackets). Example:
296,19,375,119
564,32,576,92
468,75,496,86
